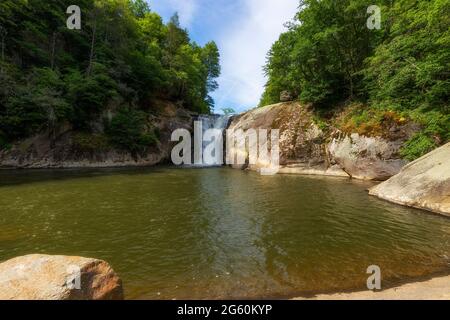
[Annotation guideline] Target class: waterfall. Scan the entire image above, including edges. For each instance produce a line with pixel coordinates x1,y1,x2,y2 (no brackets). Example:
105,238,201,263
193,114,231,167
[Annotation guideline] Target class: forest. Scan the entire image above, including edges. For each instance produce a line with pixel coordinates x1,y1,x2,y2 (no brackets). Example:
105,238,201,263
0,0,220,152
261,0,449,160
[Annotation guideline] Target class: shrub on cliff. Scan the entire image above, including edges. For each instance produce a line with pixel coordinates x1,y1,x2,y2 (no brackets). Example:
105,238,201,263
0,67,71,139
106,108,158,154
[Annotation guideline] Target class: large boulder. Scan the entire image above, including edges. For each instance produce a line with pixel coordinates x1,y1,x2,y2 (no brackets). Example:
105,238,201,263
0,254,124,300
227,102,413,180
227,102,347,176
328,133,407,180
369,142,450,216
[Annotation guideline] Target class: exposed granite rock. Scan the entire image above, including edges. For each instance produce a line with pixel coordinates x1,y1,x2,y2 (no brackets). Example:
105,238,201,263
227,102,346,176
280,90,293,102
369,142,450,216
0,254,123,300
328,133,407,180
228,102,416,180
0,102,193,168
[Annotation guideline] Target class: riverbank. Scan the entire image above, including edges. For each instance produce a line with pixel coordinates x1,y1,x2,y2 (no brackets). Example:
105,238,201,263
293,274,450,300
0,101,194,169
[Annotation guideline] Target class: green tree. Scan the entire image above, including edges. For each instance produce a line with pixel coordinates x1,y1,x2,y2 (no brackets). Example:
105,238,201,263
130,0,150,18
221,107,236,115
0,0,221,147
106,107,158,154
260,0,449,159
261,0,388,106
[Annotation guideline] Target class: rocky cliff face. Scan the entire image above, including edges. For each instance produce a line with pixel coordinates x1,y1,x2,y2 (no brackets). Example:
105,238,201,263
369,142,450,216
0,102,193,168
328,133,407,180
228,102,417,180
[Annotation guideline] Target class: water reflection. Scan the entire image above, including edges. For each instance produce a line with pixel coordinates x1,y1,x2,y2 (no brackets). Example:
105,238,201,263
0,167,448,299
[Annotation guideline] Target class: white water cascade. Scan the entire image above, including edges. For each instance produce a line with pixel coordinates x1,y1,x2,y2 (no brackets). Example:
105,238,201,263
193,114,231,167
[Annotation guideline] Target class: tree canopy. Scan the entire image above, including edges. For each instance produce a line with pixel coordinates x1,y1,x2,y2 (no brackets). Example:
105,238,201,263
0,0,220,148
260,0,449,159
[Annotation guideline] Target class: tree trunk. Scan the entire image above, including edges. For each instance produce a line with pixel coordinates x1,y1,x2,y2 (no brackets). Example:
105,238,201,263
1,37,4,62
0,34,5,74
349,73,354,99
87,21,97,77
50,32,57,70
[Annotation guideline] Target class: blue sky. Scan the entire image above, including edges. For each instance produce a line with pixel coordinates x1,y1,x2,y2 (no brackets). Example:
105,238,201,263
148,0,299,113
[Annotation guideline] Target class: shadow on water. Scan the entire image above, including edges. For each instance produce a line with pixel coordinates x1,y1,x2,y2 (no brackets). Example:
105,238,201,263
0,165,174,188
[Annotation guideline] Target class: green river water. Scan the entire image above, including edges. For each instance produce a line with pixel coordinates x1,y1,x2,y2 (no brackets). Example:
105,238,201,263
0,167,449,299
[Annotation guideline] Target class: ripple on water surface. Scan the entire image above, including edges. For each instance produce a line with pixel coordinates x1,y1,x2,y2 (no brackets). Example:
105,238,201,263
0,167,449,299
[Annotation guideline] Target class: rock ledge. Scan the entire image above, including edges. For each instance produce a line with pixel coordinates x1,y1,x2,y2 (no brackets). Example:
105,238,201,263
369,142,450,216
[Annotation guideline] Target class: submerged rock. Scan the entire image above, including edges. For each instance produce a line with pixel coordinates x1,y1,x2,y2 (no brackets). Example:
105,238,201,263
369,142,450,216
0,254,123,300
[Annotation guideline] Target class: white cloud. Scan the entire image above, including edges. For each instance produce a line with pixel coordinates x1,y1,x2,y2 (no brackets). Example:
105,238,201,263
149,0,298,112
165,0,198,27
213,0,298,110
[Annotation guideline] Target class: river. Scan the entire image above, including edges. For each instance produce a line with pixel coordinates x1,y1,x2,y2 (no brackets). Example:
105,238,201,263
0,167,449,299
